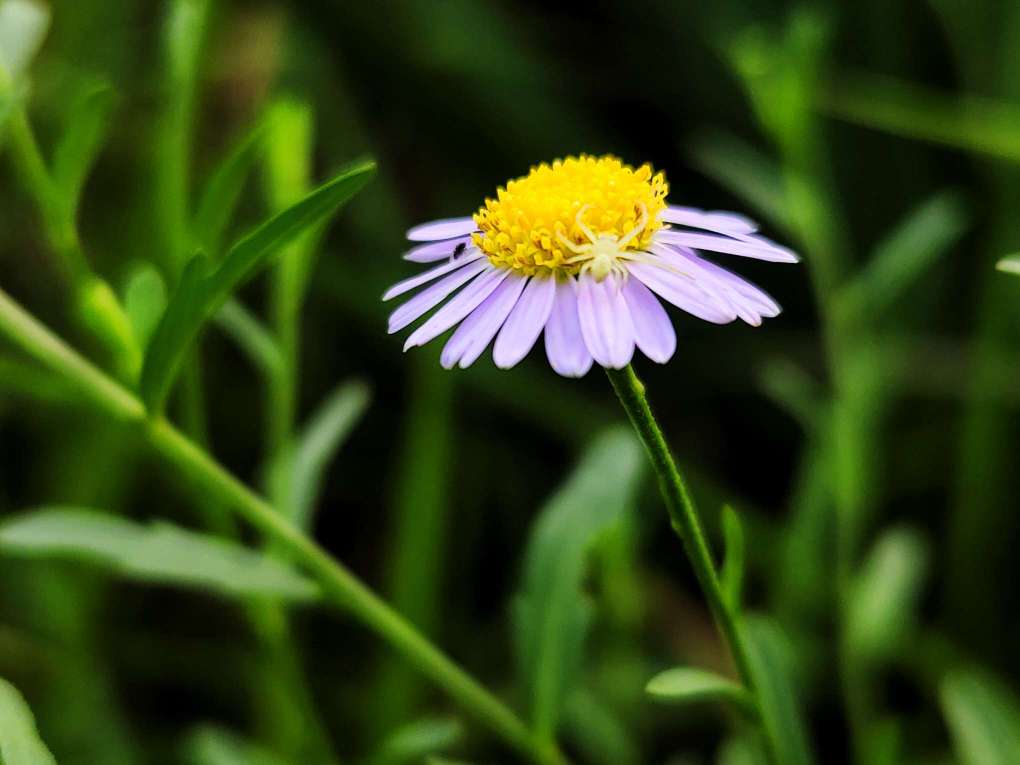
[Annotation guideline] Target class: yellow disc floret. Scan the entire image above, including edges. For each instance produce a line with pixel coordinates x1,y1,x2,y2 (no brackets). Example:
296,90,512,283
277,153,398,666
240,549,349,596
472,154,669,277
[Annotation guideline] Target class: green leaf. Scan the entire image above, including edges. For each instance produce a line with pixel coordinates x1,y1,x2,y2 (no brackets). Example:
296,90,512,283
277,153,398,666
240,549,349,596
513,427,644,740
0,507,319,601
184,725,289,765
213,299,282,379
720,505,745,610
846,527,928,663
369,717,463,765
941,668,1020,765
717,734,770,765
140,158,375,413
997,255,1020,276
688,131,789,231
838,190,968,319
0,0,51,79
123,264,168,352
743,616,816,765
76,275,144,382
192,115,272,256
271,380,371,531
52,82,116,215
561,691,640,765
758,358,824,432
0,676,57,765
646,667,754,713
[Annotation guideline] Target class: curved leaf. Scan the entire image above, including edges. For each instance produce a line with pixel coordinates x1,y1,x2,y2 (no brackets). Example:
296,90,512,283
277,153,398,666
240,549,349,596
0,676,56,765
0,507,319,601
52,81,117,214
140,157,375,412
646,667,754,714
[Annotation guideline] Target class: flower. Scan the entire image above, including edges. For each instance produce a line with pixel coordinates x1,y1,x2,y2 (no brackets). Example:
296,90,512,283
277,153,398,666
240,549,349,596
384,155,797,377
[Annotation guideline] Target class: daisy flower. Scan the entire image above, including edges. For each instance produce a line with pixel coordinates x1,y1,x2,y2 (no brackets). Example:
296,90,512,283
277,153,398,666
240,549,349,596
384,155,797,377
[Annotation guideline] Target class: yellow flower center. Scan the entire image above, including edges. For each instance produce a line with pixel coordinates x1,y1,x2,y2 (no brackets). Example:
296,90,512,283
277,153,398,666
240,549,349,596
471,154,669,277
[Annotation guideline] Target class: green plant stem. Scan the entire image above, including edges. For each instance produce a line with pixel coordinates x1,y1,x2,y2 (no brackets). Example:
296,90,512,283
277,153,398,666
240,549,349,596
604,366,757,696
0,285,567,765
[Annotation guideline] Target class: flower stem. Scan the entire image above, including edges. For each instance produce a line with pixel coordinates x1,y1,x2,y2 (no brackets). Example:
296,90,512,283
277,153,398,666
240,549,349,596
604,365,756,693
0,286,567,765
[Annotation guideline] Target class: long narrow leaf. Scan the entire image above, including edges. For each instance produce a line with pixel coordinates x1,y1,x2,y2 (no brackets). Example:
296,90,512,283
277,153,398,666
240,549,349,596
743,616,816,765
52,82,116,214
941,668,1020,765
0,677,57,765
140,158,375,412
0,508,319,601
513,427,644,739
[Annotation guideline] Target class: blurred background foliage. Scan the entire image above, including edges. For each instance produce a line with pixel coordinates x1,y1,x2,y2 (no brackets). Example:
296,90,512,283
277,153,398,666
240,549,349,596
1,0,1020,763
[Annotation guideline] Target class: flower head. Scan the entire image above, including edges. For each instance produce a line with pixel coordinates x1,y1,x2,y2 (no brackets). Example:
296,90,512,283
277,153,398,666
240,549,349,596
384,154,797,377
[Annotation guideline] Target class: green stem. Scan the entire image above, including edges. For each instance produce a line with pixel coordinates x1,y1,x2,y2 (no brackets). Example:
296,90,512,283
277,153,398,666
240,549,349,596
604,366,757,695
0,286,566,765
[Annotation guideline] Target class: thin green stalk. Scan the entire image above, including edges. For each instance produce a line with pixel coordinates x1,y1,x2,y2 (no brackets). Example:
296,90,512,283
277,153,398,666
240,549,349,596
0,286,568,765
604,366,757,698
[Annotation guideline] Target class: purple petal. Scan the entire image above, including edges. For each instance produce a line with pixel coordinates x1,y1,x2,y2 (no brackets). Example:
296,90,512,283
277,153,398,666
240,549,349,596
622,277,676,363
660,206,758,235
405,236,473,263
383,248,484,301
387,259,488,333
404,266,510,350
493,276,557,369
656,230,799,263
577,273,635,369
544,279,593,378
406,217,478,242
627,261,737,324
441,275,528,369
653,244,781,325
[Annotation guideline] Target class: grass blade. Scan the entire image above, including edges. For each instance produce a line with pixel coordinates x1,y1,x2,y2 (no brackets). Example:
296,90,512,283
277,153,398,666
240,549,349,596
51,82,116,215
743,615,816,765
140,158,375,413
272,380,372,531
941,668,1020,765
513,426,644,740
0,676,57,765
646,667,755,714
214,299,283,379
720,505,746,610
0,507,320,601
369,717,464,765
838,190,969,319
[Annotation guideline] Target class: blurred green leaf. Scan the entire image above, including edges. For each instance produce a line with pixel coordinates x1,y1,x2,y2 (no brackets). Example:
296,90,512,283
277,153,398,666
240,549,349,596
123,264,168,352
513,427,644,740
721,505,746,610
76,275,143,381
757,358,824,433
271,380,372,531
0,508,319,601
52,82,116,215
140,158,375,413
369,717,463,765
184,725,289,765
717,734,769,765
996,255,1020,276
0,676,56,765
214,299,283,379
846,527,928,663
0,0,50,79
646,667,754,713
821,72,1020,162
193,115,272,257
561,691,639,765
941,668,1020,765
838,191,968,319
743,616,816,765
688,131,789,231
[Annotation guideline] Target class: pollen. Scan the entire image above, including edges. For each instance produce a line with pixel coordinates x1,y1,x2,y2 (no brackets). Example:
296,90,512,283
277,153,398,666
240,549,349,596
471,155,669,277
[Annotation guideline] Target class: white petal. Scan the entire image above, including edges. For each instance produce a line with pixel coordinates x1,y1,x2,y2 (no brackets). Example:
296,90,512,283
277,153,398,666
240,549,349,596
406,217,478,242
492,276,557,369
383,248,484,301
656,230,799,263
659,206,758,235
404,267,510,350
577,273,635,369
627,261,737,324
